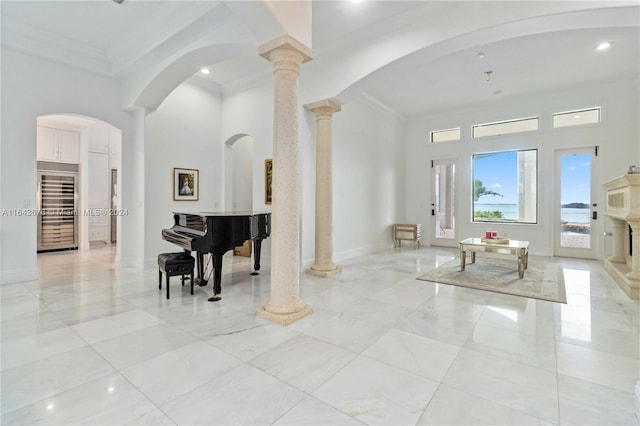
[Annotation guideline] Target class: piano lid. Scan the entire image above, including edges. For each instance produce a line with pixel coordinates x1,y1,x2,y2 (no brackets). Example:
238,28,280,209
173,211,271,217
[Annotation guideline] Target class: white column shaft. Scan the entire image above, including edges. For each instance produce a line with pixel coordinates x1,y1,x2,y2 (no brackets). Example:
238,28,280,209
256,36,313,325
305,99,341,277
315,114,334,269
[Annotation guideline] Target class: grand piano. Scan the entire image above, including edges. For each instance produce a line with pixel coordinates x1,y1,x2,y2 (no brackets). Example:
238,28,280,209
162,211,271,301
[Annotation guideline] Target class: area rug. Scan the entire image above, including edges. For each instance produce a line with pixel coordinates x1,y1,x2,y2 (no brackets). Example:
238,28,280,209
417,258,566,303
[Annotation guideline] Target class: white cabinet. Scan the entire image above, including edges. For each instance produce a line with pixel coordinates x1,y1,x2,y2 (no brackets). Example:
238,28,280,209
89,124,110,153
109,127,121,168
37,126,80,163
88,152,110,242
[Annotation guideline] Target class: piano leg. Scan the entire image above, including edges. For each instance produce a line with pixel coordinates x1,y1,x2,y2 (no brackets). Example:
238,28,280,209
250,238,262,275
195,250,208,286
207,254,223,302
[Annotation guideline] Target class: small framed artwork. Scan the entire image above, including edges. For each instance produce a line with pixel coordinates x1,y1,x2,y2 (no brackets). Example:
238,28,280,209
173,168,199,201
265,159,273,205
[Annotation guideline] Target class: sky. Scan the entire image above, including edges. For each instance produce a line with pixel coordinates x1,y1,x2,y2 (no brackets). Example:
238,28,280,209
473,151,519,204
473,151,590,205
560,154,591,205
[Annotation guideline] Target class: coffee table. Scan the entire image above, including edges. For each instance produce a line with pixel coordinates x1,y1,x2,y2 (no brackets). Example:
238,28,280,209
459,237,530,279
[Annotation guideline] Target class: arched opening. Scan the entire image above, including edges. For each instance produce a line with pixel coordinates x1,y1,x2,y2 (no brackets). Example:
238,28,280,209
224,134,254,212
36,114,123,257
224,134,254,258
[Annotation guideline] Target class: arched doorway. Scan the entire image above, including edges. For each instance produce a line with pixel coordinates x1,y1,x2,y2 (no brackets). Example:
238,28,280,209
36,114,123,254
224,134,254,212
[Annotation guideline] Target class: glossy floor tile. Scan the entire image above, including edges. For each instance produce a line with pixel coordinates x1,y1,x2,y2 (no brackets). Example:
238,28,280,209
1,245,638,425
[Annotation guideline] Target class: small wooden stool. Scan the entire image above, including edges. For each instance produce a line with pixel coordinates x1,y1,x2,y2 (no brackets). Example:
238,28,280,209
158,252,195,299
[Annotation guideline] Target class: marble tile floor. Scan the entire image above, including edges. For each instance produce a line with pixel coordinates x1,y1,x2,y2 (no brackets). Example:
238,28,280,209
1,245,639,425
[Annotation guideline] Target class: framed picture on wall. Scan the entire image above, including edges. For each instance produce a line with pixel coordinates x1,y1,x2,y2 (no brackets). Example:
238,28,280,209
265,159,272,205
173,168,199,201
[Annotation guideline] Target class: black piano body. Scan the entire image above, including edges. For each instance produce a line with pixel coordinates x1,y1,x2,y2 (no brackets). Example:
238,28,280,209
161,211,271,298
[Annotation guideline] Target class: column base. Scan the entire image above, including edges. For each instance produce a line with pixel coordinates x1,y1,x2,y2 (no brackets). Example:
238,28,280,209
256,304,313,326
604,259,639,300
307,265,342,277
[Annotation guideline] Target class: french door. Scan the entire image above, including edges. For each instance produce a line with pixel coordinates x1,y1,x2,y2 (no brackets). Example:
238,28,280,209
431,159,457,247
554,147,599,259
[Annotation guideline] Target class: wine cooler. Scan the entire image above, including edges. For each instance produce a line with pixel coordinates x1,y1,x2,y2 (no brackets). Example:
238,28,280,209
37,167,79,252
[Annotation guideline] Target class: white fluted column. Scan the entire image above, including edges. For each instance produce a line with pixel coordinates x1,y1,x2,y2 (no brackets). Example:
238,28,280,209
306,99,341,277
256,35,313,325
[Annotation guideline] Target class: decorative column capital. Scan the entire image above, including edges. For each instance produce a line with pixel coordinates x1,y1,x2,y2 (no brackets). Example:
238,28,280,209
305,99,342,119
259,34,313,72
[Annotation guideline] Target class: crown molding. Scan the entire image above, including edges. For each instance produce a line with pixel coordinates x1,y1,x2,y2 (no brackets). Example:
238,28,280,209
109,2,223,75
221,68,272,97
184,75,222,95
354,92,406,123
1,20,112,77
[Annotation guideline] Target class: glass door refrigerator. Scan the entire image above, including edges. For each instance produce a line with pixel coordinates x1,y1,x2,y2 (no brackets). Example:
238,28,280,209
37,170,79,252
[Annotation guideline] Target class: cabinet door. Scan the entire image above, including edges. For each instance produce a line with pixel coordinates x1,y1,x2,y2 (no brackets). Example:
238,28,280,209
58,130,80,163
88,152,110,208
89,124,110,153
37,126,58,161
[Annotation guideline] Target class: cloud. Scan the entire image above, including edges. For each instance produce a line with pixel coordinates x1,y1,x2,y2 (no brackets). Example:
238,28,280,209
580,161,590,167
491,182,502,189
568,166,576,171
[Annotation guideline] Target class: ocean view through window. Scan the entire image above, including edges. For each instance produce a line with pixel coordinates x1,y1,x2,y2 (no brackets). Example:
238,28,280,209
473,149,538,223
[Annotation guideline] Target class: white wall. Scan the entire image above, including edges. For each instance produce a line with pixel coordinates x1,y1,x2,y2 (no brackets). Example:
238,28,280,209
227,136,254,211
222,79,275,210
0,48,133,284
404,79,639,258
143,81,223,267
310,97,406,265
221,79,275,260
222,78,406,269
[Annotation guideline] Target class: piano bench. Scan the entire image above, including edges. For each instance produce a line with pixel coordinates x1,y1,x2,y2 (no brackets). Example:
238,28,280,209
158,252,195,299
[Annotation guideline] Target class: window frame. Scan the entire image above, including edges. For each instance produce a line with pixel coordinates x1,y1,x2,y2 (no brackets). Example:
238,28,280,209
552,107,601,129
430,127,462,143
472,116,539,138
471,148,538,224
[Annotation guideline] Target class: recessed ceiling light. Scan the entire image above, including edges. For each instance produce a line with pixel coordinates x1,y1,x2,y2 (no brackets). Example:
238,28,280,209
200,68,211,75
478,52,485,59
596,42,611,51
574,114,581,119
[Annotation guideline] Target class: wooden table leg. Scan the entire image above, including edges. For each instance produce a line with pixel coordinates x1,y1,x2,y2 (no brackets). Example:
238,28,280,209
460,249,466,271
518,255,525,279
471,252,476,264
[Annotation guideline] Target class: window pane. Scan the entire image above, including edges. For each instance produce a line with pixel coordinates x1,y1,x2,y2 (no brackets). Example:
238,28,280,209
473,117,538,138
553,108,600,128
473,149,537,223
431,127,461,143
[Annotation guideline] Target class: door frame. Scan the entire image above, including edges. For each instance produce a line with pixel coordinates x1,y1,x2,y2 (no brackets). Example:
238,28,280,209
553,146,601,259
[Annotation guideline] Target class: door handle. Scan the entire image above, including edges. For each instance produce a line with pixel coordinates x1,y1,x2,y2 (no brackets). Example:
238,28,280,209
592,211,597,220
431,209,435,216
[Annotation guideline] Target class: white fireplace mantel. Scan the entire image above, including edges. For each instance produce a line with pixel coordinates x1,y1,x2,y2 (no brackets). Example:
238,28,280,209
603,173,640,300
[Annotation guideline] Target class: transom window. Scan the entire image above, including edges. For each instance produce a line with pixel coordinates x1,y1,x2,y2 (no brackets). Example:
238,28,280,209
553,107,601,128
472,117,538,138
430,127,461,143
473,149,537,223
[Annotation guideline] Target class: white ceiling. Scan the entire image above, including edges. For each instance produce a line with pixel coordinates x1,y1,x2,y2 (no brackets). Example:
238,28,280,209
2,1,638,117
363,26,640,117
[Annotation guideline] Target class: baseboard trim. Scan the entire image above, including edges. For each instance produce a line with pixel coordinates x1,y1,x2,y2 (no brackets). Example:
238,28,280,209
1,267,38,285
